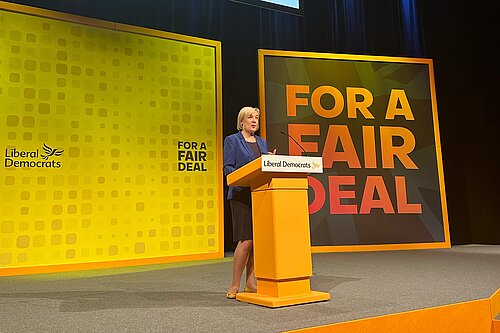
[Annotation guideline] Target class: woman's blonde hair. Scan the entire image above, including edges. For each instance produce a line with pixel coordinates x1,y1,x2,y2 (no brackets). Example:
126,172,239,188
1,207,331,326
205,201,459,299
237,106,260,131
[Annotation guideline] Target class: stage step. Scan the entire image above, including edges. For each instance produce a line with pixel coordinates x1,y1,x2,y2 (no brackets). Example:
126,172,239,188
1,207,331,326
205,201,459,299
493,288,500,333
286,288,500,333
493,312,500,333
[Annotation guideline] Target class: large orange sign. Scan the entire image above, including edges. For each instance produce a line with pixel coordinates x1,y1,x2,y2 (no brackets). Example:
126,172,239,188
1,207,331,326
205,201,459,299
259,50,450,251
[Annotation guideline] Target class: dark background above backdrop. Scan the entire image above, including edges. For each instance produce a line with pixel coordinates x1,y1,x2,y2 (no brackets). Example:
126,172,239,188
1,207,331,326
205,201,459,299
4,0,499,251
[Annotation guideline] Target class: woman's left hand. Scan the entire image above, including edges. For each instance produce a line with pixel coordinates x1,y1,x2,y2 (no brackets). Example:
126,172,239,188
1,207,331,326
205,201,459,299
268,149,277,155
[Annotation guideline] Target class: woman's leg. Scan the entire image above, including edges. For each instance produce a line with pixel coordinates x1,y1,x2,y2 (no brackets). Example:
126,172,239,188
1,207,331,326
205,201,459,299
228,239,253,293
245,248,256,290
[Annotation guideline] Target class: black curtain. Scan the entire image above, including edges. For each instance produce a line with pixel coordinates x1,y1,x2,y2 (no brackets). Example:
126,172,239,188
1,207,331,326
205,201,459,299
5,0,499,249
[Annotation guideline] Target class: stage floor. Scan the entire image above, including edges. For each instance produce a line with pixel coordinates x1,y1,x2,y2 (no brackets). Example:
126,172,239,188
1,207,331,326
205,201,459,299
0,245,499,332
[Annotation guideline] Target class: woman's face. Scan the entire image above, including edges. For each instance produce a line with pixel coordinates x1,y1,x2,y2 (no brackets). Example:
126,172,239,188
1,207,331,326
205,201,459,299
242,111,259,134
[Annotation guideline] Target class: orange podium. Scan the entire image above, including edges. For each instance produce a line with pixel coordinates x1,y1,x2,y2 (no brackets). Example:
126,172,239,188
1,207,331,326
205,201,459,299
227,154,330,307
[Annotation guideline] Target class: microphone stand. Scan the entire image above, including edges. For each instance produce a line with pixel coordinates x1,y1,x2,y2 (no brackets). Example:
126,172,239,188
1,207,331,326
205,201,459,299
280,131,308,156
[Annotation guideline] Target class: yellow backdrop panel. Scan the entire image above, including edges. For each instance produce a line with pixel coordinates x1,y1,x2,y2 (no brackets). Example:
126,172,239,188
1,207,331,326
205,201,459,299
0,4,223,274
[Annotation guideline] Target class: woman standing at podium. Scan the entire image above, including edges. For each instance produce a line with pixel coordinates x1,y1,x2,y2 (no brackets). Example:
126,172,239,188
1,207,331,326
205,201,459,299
223,106,274,299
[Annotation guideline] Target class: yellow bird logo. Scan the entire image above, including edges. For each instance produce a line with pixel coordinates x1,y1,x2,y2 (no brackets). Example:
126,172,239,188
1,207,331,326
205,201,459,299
41,143,64,160
312,161,321,169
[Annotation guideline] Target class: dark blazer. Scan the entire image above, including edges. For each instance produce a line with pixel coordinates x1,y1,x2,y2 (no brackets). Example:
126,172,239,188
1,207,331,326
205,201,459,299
223,131,268,199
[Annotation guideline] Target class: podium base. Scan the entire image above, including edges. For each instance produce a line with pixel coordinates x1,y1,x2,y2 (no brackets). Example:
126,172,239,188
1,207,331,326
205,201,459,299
236,290,330,308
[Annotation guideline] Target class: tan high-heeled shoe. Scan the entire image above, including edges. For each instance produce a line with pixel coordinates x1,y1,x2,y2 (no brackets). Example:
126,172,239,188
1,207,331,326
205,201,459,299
226,287,238,299
244,286,257,293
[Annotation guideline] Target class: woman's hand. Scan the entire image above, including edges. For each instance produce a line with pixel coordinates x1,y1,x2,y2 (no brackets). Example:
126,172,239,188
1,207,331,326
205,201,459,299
268,149,277,155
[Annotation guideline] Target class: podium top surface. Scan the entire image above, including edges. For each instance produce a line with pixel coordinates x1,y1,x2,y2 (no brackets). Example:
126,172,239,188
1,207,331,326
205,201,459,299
226,155,322,187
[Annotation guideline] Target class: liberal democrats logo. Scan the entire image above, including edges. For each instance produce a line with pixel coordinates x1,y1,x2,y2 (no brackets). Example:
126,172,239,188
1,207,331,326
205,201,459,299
41,143,64,160
311,161,321,170
4,143,64,168
261,155,323,173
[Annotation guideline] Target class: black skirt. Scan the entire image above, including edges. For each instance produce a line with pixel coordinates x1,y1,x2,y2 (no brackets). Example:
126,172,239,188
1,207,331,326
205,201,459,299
230,188,253,242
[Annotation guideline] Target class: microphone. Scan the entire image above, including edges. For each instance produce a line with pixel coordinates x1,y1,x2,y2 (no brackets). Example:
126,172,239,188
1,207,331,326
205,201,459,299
280,130,308,156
